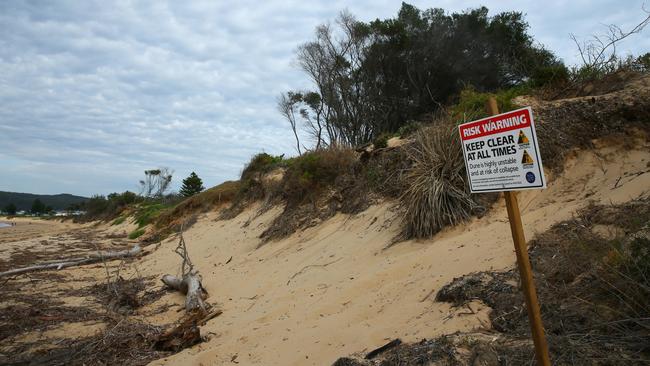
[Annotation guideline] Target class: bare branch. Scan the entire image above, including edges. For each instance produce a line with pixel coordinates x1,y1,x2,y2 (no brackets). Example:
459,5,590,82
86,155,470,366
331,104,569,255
572,7,650,74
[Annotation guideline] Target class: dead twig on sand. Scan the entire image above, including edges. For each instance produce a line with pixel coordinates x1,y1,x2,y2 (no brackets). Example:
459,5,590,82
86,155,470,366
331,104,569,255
365,339,402,360
420,287,437,302
287,258,342,285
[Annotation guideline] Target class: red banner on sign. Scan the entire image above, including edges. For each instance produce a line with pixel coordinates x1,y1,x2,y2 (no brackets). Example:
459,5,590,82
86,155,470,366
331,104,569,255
459,108,531,141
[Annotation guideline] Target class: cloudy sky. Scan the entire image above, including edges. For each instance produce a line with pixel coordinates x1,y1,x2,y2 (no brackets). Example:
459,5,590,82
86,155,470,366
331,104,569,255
1,1,648,196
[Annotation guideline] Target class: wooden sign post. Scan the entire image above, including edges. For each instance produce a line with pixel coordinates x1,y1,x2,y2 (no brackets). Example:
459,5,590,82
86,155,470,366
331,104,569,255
458,97,550,365
485,97,551,366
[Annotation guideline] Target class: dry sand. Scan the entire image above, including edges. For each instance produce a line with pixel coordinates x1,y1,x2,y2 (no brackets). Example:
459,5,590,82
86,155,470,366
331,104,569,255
1,141,648,365
0,217,77,245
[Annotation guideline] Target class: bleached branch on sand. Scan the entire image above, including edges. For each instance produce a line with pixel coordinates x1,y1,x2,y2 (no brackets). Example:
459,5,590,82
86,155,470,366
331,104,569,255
161,224,210,313
0,245,142,278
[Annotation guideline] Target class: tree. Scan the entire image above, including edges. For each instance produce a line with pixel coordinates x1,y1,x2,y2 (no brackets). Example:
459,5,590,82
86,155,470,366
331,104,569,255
4,203,17,215
139,168,173,198
84,195,109,218
179,172,205,197
292,10,373,147
107,191,139,206
31,199,46,215
277,92,303,154
281,4,566,147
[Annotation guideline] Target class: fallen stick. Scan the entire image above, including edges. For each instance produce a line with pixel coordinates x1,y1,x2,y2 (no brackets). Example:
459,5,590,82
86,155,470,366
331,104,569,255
365,339,402,359
0,245,141,278
286,257,342,285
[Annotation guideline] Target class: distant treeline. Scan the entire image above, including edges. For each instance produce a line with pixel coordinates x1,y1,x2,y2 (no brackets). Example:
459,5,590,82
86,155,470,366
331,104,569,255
0,191,88,212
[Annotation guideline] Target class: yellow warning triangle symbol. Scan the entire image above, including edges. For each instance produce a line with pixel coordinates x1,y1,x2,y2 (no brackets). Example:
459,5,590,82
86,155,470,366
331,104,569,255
518,130,529,144
522,150,534,164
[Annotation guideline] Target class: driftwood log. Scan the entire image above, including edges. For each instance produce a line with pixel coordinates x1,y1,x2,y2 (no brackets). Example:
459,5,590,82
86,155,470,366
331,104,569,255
161,273,208,312
157,225,222,349
0,245,142,278
161,226,214,314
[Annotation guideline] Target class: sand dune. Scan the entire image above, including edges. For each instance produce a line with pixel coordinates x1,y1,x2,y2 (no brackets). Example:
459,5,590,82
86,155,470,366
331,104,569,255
129,141,649,365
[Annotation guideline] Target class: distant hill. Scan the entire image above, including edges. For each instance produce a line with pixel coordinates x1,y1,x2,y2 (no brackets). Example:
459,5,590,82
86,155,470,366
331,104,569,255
0,191,88,211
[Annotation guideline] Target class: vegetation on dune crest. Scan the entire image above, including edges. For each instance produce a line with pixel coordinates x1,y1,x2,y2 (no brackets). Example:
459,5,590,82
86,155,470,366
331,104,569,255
220,64,650,243
152,180,240,240
278,148,357,206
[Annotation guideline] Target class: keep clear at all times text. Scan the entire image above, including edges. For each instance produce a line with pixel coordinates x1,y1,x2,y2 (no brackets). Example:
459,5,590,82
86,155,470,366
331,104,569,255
465,135,519,176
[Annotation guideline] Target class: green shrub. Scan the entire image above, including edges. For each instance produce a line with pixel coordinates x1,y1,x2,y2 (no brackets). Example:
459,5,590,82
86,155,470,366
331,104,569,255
259,147,365,242
84,195,111,218
241,153,284,181
280,148,356,205
570,53,650,83
128,228,145,239
112,216,126,226
231,153,287,203
399,125,474,239
133,202,169,228
530,64,569,87
451,85,531,121
107,191,140,206
80,191,143,222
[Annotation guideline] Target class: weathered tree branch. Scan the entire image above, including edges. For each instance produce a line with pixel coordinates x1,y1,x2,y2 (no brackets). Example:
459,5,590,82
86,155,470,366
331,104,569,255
161,224,211,313
0,245,142,278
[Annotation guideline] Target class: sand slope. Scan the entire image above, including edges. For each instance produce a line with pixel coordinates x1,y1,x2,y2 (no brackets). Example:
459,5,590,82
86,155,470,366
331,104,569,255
138,141,649,366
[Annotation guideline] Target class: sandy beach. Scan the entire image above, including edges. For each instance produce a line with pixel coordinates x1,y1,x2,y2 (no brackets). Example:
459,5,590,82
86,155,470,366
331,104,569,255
0,217,78,245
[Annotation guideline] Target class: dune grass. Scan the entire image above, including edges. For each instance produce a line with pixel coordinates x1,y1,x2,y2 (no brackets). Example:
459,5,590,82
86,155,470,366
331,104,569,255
128,228,145,239
398,125,475,239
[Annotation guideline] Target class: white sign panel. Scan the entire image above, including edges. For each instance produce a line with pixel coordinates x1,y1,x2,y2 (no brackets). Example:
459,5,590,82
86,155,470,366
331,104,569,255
458,107,546,193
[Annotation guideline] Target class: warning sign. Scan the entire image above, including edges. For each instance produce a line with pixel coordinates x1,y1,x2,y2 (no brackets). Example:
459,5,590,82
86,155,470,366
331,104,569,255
458,107,546,193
